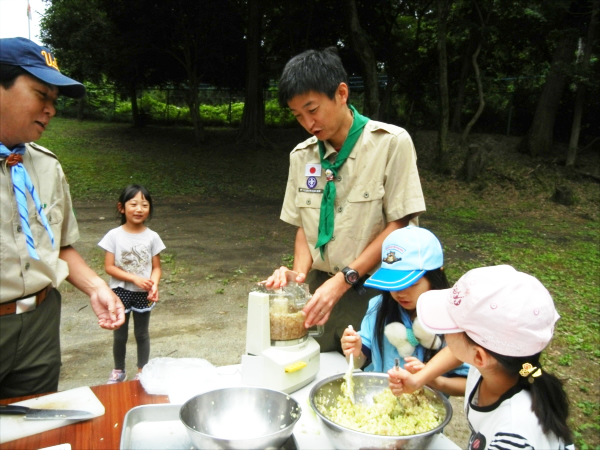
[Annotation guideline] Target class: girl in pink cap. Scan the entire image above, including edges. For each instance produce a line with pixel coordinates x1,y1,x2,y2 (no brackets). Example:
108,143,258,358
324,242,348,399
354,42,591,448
389,265,572,450
341,226,468,397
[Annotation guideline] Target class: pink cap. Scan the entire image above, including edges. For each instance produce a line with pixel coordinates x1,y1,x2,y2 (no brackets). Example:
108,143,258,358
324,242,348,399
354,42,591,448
417,265,560,357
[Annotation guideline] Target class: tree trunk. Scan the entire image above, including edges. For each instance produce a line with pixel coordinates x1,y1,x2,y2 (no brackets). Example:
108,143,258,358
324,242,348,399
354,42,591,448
436,0,451,173
130,83,142,128
237,0,270,148
345,0,379,119
380,75,395,122
518,31,578,156
461,42,485,143
186,86,205,147
77,97,85,121
451,36,476,132
567,1,598,167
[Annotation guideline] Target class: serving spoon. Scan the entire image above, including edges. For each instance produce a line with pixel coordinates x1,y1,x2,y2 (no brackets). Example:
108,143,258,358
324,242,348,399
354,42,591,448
342,325,355,404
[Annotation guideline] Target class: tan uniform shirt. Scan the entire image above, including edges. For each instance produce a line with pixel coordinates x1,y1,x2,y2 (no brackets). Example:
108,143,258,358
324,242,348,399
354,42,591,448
0,143,79,302
281,120,425,274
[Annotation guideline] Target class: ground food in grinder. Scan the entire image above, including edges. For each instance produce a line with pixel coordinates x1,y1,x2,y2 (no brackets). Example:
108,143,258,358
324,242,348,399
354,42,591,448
270,311,306,340
317,388,444,436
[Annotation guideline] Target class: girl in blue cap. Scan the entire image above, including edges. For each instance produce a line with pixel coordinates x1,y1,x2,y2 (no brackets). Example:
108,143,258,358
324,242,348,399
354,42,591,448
341,225,468,396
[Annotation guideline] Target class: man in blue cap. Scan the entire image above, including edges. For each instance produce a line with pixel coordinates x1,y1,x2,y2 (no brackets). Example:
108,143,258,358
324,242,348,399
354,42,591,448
0,37,125,399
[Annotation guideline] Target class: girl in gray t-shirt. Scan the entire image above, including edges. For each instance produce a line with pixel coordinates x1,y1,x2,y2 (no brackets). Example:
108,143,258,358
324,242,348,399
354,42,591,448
98,185,165,384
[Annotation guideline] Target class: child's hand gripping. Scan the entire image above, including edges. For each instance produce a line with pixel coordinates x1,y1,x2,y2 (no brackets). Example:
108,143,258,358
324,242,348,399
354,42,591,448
341,325,362,359
388,364,422,396
147,283,159,302
132,275,154,292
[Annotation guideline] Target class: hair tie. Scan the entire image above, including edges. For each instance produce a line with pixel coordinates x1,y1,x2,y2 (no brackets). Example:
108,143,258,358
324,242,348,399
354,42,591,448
519,362,542,383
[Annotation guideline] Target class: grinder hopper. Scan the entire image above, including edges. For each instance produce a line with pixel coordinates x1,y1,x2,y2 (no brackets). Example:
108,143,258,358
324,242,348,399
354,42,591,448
241,279,321,393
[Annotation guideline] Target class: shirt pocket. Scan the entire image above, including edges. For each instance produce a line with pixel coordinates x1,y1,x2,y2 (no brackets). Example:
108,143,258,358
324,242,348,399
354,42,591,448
345,182,385,240
295,191,323,243
32,203,64,244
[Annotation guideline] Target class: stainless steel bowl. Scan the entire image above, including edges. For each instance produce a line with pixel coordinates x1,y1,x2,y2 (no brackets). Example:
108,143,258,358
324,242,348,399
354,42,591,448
179,386,301,449
309,372,452,449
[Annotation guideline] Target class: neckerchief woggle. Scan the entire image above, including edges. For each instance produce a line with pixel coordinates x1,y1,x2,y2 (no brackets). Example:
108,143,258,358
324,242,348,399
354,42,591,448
0,143,55,260
315,105,369,259
399,307,425,362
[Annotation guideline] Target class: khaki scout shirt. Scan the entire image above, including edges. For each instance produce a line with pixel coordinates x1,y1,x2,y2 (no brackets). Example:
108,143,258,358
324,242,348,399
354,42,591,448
0,143,79,303
280,121,425,274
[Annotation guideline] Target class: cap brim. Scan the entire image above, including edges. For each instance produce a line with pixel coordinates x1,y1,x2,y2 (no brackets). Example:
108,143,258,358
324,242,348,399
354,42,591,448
24,66,86,99
364,268,425,291
416,289,463,335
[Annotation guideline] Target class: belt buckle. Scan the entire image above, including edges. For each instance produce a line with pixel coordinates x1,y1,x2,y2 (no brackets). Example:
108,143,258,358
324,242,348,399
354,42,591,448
16,296,36,314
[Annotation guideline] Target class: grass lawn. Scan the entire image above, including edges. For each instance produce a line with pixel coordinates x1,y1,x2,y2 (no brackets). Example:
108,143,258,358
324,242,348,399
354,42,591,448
38,118,599,448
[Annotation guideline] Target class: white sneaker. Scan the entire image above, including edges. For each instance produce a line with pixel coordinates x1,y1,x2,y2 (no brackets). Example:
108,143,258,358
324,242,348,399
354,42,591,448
107,369,127,384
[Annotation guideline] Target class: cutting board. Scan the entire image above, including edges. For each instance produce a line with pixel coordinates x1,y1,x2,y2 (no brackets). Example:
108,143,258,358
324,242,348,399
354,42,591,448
0,386,105,444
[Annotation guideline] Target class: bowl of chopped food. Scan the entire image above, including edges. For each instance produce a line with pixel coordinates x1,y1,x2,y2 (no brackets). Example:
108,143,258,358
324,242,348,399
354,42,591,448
310,372,452,449
180,386,301,449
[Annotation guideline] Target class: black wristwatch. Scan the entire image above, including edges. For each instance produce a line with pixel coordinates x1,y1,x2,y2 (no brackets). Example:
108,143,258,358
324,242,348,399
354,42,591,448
342,267,360,286
342,267,367,295
342,267,360,285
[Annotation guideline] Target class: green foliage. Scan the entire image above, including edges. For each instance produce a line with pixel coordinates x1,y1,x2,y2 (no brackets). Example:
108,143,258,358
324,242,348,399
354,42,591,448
56,86,296,128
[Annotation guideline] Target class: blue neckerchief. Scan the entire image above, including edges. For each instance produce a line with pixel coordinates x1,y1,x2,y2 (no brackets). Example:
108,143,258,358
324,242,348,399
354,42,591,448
0,143,55,260
399,307,425,362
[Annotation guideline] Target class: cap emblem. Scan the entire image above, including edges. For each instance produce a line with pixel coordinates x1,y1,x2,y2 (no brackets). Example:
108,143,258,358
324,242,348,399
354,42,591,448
41,50,60,71
452,284,464,306
382,251,401,264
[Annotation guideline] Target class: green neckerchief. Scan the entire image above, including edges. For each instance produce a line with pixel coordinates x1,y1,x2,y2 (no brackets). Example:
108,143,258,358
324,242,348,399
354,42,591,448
315,104,369,259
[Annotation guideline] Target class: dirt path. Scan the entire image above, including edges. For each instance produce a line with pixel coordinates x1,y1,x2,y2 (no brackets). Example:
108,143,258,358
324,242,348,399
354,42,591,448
57,198,470,446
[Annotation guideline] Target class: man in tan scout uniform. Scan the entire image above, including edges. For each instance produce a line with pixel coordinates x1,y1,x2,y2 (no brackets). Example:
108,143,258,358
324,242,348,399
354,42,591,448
266,48,425,353
0,37,125,399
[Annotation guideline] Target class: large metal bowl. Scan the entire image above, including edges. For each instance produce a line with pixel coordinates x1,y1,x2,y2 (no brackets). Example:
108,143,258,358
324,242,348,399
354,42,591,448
179,386,301,449
309,372,452,449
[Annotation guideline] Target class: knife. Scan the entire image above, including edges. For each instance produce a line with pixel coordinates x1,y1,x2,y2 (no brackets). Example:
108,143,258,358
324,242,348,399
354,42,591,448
0,404,95,420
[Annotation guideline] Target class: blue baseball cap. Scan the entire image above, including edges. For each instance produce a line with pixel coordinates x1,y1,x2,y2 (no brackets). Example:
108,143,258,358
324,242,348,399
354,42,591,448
364,226,444,291
0,37,85,98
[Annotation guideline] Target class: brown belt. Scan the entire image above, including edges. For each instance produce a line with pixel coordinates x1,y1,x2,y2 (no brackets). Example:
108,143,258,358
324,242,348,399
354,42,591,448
0,286,53,317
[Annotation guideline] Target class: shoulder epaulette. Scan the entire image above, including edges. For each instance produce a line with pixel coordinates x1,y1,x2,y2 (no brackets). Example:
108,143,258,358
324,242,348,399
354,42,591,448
291,136,318,154
366,121,406,137
28,142,59,160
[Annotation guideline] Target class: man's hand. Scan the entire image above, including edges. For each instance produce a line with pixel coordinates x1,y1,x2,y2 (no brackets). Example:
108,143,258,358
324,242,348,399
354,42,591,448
302,273,350,327
89,283,125,329
263,266,306,289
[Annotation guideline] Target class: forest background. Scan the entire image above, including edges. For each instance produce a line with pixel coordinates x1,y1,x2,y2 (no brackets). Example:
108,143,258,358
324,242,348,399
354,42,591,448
24,0,600,447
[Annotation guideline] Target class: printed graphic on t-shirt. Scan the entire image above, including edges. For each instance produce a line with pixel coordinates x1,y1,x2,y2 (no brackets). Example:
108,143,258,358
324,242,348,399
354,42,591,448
468,431,486,449
473,432,533,450
117,245,150,276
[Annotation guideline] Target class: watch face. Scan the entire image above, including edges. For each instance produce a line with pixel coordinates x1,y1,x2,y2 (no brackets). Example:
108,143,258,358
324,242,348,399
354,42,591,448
346,271,359,284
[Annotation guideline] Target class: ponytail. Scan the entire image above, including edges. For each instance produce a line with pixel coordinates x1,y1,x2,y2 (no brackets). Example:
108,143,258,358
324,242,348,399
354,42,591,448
465,334,572,443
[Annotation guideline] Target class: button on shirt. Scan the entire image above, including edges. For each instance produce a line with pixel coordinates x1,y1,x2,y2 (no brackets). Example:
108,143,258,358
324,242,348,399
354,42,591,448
0,143,79,302
280,121,426,274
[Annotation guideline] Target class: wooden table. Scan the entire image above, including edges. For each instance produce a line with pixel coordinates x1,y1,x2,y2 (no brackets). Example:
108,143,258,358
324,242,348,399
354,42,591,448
0,381,169,449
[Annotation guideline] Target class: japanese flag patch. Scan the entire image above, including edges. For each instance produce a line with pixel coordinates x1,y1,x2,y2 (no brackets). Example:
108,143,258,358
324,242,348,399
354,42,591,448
305,164,321,177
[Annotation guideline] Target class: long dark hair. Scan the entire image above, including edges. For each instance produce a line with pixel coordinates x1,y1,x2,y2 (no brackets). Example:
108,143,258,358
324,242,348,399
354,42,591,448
373,268,450,364
117,184,154,225
464,334,572,443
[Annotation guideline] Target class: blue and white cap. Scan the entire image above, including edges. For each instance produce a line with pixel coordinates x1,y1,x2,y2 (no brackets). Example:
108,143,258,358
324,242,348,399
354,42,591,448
0,37,85,98
364,226,444,291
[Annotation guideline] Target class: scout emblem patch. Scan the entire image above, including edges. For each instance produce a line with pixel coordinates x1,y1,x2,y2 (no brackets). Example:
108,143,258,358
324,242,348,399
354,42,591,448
307,176,318,189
